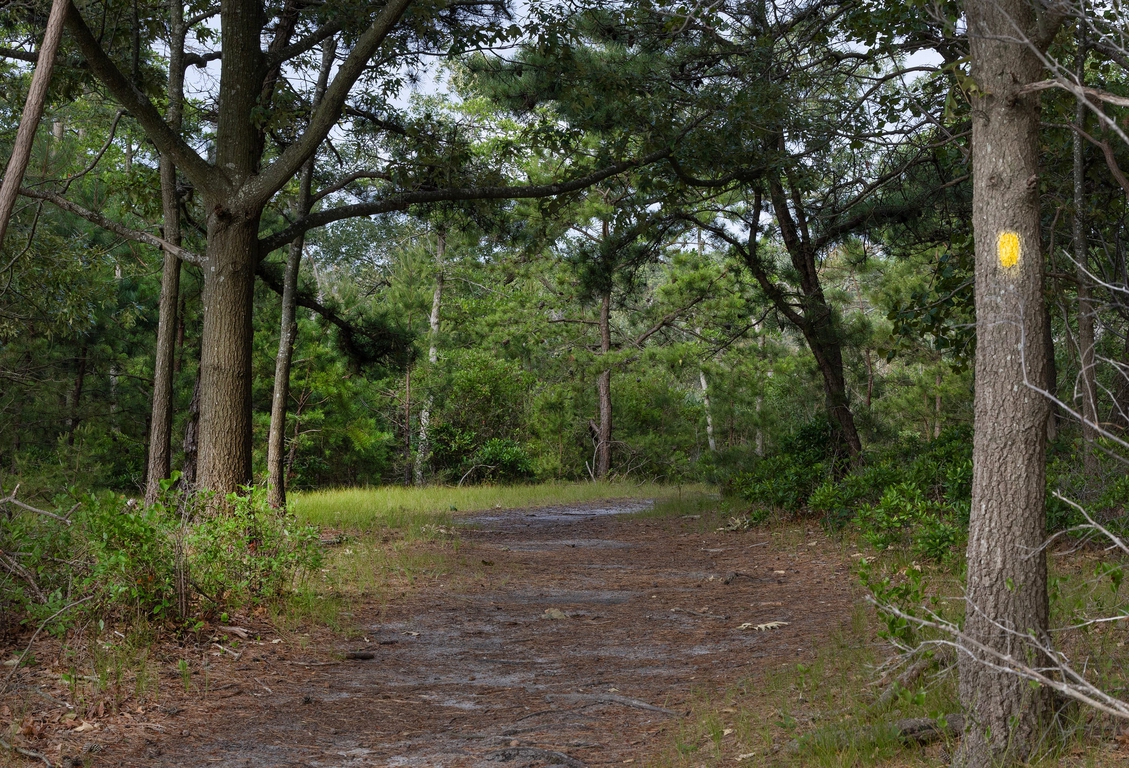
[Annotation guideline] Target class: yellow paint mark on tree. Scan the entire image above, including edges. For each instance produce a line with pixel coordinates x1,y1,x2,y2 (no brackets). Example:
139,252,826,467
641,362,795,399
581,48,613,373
997,231,1020,270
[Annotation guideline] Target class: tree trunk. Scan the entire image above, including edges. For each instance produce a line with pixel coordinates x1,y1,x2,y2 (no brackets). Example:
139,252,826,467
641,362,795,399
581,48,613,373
266,224,305,507
66,344,88,446
416,230,445,486
145,0,187,505
1074,34,1099,473
804,323,862,456
0,0,68,248
766,178,862,456
181,370,201,487
194,0,266,496
934,372,942,439
266,39,333,508
958,0,1057,762
700,368,716,452
196,215,260,494
403,366,412,485
595,290,612,479
146,0,185,497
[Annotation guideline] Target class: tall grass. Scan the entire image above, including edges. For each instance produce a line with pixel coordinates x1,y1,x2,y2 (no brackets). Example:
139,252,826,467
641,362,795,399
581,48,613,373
291,481,706,530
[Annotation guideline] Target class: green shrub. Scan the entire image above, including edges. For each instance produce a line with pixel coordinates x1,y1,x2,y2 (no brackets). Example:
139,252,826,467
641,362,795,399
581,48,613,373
857,482,931,551
0,484,323,635
471,438,534,483
188,486,323,606
732,418,845,513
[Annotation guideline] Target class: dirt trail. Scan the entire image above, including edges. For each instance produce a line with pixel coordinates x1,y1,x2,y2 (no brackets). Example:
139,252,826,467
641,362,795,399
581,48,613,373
9,501,860,767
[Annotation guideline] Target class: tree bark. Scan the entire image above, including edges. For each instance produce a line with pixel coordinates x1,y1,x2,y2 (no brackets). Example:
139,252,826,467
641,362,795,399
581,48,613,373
700,368,716,452
193,0,266,495
595,290,613,479
145,0,187,505
265,203,306,508
196,215,260,494
403,366,412,485
0,0,68,248
803,321,862,456
958,0,1059,762
765,179,862,455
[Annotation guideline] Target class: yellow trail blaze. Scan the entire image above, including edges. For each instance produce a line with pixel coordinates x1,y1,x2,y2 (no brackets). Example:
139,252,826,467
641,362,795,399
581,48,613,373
997,231,1020,269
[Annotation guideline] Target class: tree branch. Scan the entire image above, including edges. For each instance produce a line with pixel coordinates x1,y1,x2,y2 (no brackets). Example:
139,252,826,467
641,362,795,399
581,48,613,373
63,0,226,198
18,187,205,264
258,147,674,254
268,19,343,64
241,0,415,208
0,47,39,63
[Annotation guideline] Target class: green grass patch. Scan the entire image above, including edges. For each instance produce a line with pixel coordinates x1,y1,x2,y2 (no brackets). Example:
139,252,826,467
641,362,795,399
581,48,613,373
291,481,707,530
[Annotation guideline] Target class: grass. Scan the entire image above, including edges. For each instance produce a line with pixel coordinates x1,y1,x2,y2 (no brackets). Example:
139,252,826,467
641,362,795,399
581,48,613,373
291,480,706,530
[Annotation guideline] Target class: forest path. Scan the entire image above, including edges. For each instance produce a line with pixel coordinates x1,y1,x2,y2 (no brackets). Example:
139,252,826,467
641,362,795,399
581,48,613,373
87,501,857,767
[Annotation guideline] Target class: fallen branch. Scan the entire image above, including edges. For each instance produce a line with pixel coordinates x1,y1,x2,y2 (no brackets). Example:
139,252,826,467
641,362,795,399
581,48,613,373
0,736,52,767
871,647,955,711
786,714,963,754
546,692,677,716
0,485,74,525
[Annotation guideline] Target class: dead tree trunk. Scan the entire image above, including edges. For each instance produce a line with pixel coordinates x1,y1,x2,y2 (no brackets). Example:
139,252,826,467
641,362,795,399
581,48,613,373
416,230,445,486
700,368,716,452
595,289,613,479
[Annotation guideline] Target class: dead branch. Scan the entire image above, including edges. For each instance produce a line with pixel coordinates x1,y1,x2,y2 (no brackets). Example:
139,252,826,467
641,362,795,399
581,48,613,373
0,549,46,602
0,736,52,767
871,646,956,711
0,485,74,525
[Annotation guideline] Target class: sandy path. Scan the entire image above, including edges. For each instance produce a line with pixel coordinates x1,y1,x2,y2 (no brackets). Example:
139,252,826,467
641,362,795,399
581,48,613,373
10,501,859,767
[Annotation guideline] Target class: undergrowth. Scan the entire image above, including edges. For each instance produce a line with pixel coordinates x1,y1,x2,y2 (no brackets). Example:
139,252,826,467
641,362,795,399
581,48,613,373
0,481,322,643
